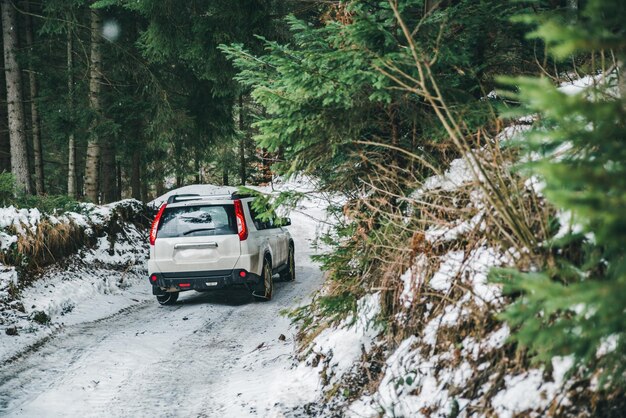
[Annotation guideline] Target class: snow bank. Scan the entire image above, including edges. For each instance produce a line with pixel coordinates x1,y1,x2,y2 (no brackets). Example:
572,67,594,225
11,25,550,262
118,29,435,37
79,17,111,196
0,207,41,236
0,199,150,362
492,356,574,417
413,157,476,196
285,85,596,415
558,74,597,96
0,265,17,301
309,292,383,385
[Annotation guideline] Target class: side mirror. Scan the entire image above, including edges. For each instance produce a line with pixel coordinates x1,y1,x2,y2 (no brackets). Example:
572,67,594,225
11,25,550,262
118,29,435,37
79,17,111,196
282,217,291,226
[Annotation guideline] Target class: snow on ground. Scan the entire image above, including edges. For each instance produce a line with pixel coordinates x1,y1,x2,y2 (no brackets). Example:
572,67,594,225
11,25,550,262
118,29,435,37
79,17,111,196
0,200,150,362
311,292,382,383
414,157,475,195
0,178,337,417
0,74,602,417
0,266,17,301
289,86,590,416
344,243,512,417
558,74,598,96
491,355,574,418
0,207,41,236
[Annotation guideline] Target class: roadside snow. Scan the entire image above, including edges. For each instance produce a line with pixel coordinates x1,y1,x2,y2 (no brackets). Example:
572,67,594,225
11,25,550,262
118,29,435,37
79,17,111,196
496,122,532,143
414,158,475,195
399,254,428,308
350,338,574,418
0,200,149,362
311,292,383,384
426,246,504,304
290,75,598,416
425,212,484,243
347,334,471,417
0,207,41,237
0,265,17,301
0,178,337,417
492,356,574,417
558,74,597,95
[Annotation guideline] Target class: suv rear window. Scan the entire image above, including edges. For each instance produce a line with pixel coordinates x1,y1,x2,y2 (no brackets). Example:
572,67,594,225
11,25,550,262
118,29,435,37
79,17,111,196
157,204,237,238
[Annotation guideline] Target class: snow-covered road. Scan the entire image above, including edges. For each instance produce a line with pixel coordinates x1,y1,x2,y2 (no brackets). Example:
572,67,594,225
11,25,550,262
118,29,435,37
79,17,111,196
0,198,327,417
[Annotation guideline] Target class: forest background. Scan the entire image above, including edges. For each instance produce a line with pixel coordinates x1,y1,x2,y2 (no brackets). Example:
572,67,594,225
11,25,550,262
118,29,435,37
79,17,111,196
1,0,625,411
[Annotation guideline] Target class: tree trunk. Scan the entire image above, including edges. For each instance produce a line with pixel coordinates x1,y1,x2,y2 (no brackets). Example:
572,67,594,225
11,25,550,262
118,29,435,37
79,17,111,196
131,148,141,200
618,58,626,107
24,0,43,195
66,19,77,198
142,181,149,202
260,149,272,184
239,94,246,186
0,71,10,173
101,140,116,202
222,166,229,186
194,148,200,183
116,161,122,200
424,0,437,14
154,161,164,198
566,0,578,22
142,160,151,202
84,8,102,203
2,0,31,194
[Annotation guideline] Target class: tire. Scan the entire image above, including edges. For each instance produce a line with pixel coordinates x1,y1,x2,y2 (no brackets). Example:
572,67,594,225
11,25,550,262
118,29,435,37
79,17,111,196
253,259,273,301
280,245,295,282
156,292,179,305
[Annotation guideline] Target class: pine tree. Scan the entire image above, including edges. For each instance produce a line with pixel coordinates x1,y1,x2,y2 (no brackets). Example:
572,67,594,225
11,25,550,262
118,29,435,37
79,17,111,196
114,0,288,187
0,75,8,173
222,0,537,192
84,8,103,202
1,0,31,194
24,0,44,195
494,0,626,389
66,17,77,198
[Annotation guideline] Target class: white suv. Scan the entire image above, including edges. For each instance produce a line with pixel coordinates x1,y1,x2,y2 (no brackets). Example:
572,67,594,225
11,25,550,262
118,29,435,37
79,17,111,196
148,192,294,305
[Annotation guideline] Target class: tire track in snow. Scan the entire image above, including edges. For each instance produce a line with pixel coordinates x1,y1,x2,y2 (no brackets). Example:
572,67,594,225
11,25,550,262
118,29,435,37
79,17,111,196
0,199,326,417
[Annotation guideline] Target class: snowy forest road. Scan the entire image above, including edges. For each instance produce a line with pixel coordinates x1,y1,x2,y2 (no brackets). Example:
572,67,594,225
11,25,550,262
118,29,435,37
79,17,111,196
0,200,327,417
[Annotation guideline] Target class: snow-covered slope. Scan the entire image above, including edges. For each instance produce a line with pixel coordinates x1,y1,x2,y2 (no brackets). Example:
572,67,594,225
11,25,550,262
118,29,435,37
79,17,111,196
258,100,603,417
0,200,150,362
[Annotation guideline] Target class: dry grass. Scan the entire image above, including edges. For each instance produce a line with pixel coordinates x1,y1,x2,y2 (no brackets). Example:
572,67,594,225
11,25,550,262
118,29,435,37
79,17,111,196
0,201,149,278
309,129,557,411
0,220,89,284
294,2,603,413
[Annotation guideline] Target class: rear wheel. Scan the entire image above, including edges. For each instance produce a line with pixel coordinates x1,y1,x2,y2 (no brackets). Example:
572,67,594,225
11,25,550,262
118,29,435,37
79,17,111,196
280,245,295,282
253,259,273,301
156,292,179,305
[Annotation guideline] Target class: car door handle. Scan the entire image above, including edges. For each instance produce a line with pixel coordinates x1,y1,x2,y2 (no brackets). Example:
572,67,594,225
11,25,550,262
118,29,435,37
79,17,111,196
174,242,218,249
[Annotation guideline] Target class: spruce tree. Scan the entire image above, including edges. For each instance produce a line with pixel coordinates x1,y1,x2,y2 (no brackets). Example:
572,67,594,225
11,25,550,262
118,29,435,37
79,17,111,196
494,0,626,389
1,0,31,194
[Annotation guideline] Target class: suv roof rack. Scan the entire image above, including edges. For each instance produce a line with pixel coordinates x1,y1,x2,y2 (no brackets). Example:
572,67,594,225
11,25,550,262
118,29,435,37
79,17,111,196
167,191,254,204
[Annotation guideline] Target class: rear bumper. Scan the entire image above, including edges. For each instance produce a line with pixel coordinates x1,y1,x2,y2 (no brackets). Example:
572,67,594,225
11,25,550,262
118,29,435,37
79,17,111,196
149,269,261,294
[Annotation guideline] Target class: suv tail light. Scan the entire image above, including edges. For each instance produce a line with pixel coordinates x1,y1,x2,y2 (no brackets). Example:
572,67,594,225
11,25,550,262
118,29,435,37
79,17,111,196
150,203,167,245
234,199,248,241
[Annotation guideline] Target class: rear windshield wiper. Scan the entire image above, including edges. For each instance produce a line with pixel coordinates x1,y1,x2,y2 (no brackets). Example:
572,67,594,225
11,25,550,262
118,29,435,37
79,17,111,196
182,228,216,235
